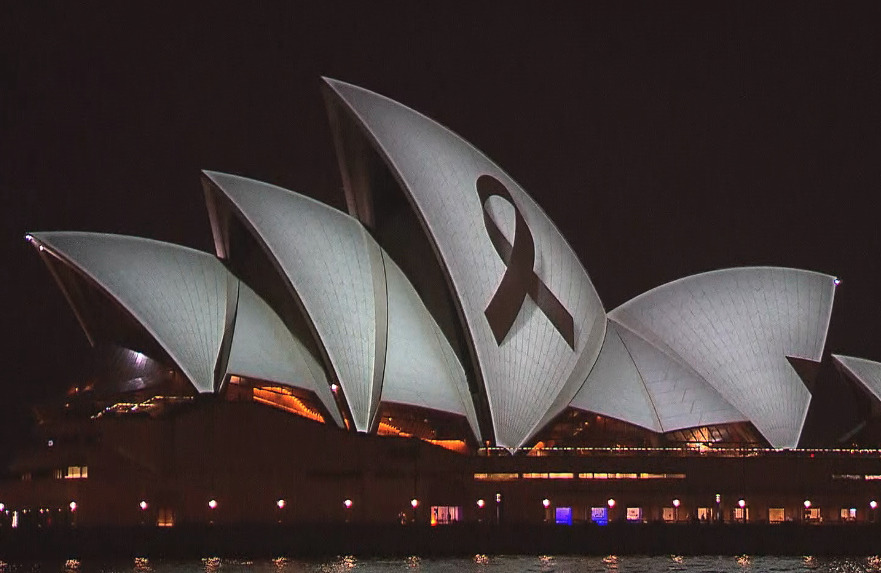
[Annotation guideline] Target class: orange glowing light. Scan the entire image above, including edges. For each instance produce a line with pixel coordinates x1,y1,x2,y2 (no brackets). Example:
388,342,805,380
252,386,324,423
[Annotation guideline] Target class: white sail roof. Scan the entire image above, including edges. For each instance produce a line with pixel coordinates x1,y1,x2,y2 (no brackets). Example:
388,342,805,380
203,171,385,431
833,355,881,403
323,78,606,449
381,253,479,439
228,282,344,427
204,171,478,436
571,322,662,432
571,321,747,433
614,323,746,431
29,232,233,394
609,267,836,449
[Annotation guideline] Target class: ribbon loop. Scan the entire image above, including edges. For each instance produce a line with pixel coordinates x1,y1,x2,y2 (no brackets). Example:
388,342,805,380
476,174,575,349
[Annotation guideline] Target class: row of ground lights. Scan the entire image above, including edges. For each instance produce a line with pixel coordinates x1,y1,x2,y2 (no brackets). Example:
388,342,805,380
530,499,881,510
7,498,878,513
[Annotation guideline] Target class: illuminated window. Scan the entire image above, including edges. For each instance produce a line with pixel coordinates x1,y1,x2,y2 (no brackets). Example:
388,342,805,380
769,508,785,523
626,507,643,522
804,507,820,522
65,466,88,479
429,506,461,525
734,507,748,522
252,386,324,423
549,472,574,479
54,469,63,480
698,507,712,522
663,507,675,522
555,507,573,525
157,508,174,527
473,473,518,481
522,473,549,479
591,507,608,525
579,472,685,480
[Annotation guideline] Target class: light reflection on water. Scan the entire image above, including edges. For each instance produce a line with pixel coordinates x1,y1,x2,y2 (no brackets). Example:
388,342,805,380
4,556,881,572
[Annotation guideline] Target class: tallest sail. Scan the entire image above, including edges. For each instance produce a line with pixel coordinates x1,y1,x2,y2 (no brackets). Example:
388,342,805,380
323,78,606,449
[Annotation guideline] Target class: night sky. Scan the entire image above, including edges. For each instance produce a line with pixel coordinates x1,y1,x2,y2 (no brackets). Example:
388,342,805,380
2,3,880,459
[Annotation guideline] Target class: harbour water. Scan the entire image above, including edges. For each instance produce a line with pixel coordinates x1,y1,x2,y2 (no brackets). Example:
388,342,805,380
3,556,881,573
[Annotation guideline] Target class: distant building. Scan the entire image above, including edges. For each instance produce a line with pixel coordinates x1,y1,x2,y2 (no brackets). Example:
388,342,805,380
6,79,881,528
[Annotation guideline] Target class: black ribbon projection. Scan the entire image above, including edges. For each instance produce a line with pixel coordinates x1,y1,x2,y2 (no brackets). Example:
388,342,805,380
476,174,575,350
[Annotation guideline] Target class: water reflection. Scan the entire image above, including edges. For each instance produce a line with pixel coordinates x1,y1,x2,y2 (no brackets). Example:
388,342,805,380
538,555,556,571
202,557,221,573
318,555,356,572
17,555,881,573
271,557,288,573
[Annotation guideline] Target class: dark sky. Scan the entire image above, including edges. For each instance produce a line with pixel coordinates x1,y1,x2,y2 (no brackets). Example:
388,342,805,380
2,3,880,456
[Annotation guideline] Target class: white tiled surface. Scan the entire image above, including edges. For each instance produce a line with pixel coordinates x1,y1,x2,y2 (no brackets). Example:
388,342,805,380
204,171,384,432
382,253,480,441
33,232,230,394
325,79,606,449
609,267,836,448
615,323,746,431
572,321,662,432
833,354,881,403
229,282,343,427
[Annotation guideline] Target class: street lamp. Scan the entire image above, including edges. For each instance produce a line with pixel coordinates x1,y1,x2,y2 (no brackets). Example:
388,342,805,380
542,498,551,508
410,498,419,523
673,498,681,522
343,498,353,523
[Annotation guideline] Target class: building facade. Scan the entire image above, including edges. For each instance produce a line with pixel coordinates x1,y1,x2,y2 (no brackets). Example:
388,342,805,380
6,79,881,528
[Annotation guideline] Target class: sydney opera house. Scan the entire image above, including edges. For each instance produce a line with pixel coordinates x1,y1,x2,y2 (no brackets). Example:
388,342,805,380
5,79,881,529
